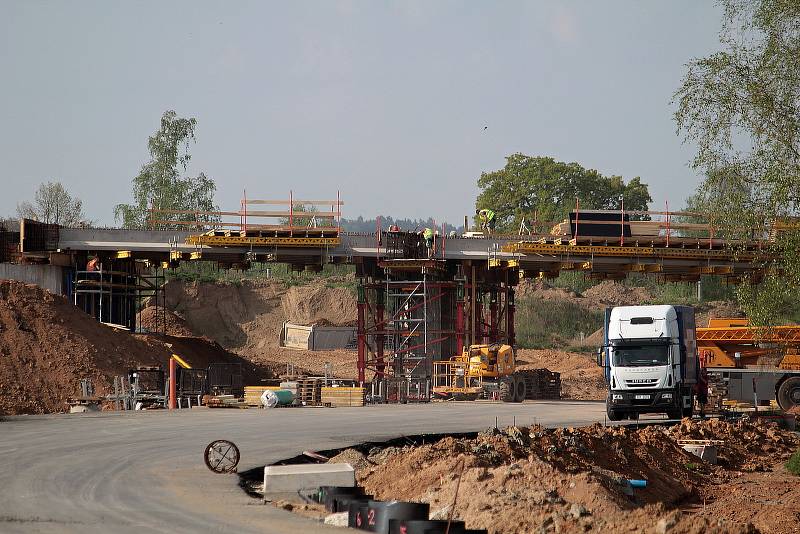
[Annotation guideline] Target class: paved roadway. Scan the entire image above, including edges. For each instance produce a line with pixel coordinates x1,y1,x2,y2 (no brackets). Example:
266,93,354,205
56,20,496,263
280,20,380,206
0,401,604,533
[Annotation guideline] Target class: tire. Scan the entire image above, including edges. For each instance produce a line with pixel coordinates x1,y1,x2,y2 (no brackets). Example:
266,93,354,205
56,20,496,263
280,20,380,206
667,409,682,420
682,394,694,418
606,406,622,421
513,375,526,403
499,376,514,403
777,376,800,411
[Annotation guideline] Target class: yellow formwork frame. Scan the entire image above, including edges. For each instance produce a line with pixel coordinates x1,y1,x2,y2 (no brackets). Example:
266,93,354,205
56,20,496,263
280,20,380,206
503,241,771,261
185,235,340,248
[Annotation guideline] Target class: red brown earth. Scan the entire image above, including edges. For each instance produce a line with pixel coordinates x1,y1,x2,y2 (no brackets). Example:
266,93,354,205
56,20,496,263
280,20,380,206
328,417,800,534
0,280,278,415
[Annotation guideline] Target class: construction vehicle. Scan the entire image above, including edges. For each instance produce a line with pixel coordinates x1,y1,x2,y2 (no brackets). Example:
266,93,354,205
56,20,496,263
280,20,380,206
697,318,800,411
432,344,560,402
597,305,699,421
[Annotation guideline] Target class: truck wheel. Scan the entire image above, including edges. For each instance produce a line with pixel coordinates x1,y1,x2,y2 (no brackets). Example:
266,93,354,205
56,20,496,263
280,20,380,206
514,375,526,403
499,377,514,403
682,394,694,418
777,376,800,411
667,409,682,420
606,407,622,421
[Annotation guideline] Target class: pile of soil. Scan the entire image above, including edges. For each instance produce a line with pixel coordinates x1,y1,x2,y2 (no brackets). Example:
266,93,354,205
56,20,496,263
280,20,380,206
515,279,653,310
668,417,797,472
346,418,799,534
516,349,605,400
137,305,195,337
582,280,653,308
695,300,745,328
148,279,359,379
515,279,582,304
0,280,275,415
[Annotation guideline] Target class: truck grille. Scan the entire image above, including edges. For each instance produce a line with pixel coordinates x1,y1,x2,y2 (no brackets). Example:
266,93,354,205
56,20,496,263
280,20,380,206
625,379,659,388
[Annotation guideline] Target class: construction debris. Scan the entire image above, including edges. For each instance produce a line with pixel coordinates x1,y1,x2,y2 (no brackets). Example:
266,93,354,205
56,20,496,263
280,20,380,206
318,418,799,534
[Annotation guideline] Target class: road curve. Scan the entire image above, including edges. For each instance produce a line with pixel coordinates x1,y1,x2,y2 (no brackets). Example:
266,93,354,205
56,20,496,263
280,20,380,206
0,401,605,533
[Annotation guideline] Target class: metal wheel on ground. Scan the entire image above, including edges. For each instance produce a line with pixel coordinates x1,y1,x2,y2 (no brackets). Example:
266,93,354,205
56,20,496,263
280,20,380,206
204,440,240,474
777,377,800,411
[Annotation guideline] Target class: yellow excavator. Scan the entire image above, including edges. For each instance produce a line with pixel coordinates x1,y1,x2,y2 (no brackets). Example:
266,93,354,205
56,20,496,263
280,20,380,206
432,344,527,402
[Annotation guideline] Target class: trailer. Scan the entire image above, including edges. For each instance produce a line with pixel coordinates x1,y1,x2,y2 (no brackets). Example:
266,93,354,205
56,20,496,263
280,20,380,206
697,319,800,411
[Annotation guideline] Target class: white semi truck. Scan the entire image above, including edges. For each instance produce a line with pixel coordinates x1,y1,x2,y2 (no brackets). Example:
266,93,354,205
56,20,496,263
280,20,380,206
597,305,699,421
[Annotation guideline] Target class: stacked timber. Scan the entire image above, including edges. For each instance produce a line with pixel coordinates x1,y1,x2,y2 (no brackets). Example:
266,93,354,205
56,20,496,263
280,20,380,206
244,386,281,406
204,394,248,408
321,387,366,407
518,369,561,400
296,378,323,405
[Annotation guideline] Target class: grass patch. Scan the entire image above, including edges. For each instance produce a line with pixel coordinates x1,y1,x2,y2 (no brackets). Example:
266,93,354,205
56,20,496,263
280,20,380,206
166,261,355,286
787,448,800,476
516,297,604,349
684,461,701,472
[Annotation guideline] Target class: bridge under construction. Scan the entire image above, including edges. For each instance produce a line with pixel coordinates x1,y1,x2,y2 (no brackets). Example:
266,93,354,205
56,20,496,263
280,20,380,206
0,194,784,399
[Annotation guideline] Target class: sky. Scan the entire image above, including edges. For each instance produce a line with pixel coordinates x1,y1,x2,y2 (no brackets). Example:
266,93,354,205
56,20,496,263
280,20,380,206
0,1,723,226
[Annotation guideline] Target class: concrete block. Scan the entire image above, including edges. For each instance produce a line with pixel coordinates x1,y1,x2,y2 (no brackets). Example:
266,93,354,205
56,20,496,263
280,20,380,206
263,463,355,498
324,512,349,526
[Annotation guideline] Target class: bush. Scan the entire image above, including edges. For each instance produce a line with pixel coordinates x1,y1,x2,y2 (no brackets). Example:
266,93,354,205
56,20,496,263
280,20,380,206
787,448,800,476
516,297,604,349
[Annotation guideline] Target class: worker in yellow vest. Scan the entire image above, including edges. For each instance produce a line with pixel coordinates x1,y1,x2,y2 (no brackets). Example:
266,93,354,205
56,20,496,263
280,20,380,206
477,208,496,234
422,227,435,257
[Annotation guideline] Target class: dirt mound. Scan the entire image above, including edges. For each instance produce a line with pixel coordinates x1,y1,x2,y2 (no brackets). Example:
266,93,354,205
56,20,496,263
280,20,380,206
159,279,358,379
137,305,195,337
281,284,356,326
516,349,605,400
0,280,275,415
516,279,581,302
695,300,745,328
582,280,653,307
668,416,797,471
351,419,798,534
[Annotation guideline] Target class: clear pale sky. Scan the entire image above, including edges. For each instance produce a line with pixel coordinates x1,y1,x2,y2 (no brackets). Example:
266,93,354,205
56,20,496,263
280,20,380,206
0,1,722,226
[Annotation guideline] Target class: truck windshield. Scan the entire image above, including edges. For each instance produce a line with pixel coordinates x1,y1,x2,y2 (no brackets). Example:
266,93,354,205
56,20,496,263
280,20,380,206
612,344,669,367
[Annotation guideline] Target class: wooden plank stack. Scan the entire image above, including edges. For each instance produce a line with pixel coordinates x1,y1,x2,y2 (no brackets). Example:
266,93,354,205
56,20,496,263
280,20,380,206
321,387,366,407
244,386,281,406
296,378,323,405
204,394,249,408
518,369,561,400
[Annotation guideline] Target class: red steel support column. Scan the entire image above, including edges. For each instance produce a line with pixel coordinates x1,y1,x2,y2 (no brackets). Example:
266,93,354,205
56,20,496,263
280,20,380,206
357,285,366,386
456,282,465,354
376,289,385,377
489,288,498,343
507,288,516,346
168,357,177,409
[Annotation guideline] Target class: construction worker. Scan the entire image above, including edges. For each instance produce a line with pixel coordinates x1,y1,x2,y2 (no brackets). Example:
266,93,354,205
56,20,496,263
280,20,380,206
422,227,435,257
477,208,496,234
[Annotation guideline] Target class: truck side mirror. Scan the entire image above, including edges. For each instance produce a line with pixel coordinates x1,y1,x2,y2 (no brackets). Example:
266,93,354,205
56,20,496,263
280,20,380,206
596,347,603,367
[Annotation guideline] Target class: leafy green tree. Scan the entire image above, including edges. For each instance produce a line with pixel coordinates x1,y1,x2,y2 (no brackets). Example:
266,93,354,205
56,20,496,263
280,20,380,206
674,0,800,325
115,111,217,229
17,181,87,227
475,154,652,232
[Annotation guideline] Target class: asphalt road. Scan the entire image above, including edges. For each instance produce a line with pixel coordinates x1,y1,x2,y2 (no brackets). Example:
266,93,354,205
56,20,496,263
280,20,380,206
0,401,605,533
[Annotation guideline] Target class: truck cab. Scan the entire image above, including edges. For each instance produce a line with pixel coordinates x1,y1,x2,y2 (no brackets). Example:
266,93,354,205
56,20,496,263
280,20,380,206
599,305,697,421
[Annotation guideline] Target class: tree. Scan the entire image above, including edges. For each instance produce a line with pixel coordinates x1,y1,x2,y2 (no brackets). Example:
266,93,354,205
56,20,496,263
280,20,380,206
475,154,652,233
16,181,87,227
674,0,800,324
115,110,217,229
